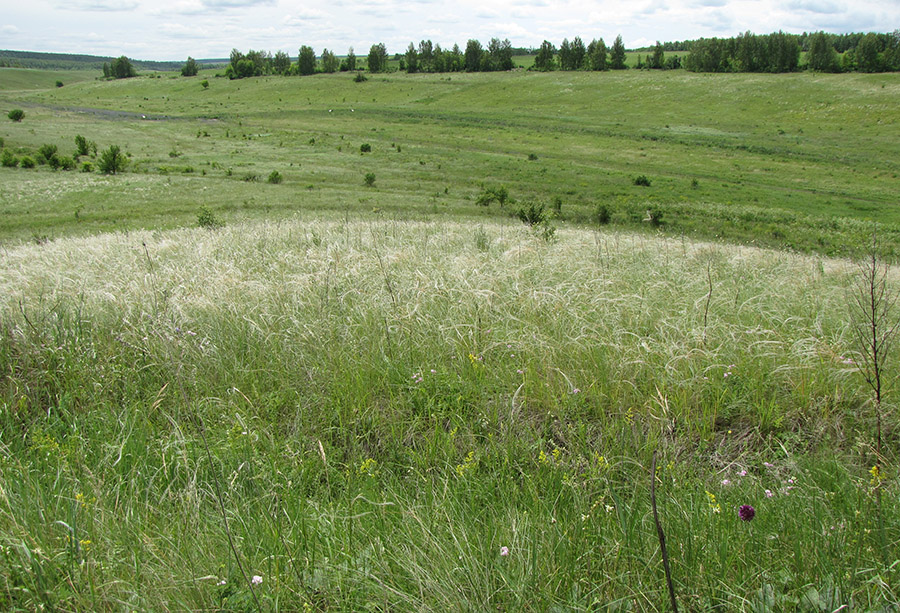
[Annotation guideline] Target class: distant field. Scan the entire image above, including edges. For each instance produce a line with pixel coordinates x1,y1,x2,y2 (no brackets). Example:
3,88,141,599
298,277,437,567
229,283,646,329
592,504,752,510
0,67,898,254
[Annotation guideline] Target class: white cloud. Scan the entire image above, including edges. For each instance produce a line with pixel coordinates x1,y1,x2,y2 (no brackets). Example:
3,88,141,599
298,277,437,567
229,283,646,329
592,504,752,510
2,25,19,34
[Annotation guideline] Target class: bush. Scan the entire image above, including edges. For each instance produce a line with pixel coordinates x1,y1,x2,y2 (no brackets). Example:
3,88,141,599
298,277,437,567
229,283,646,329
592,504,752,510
47,154,61,170
516,201,547,226
476,185,510,207
81,162,94,173
201,80,209,89
8,109,24,122
197,206,223,229
75,135,90,157
20,156,35,169
596,203,612,225
1,149,18,168
633,175,652,187
59,156,75,171
38,144,58,163
98,145,127,174
354,71,368,82
267,170,283,184
55,81,64,88
360,143,372,153
364,172,376,187
527,153,538,161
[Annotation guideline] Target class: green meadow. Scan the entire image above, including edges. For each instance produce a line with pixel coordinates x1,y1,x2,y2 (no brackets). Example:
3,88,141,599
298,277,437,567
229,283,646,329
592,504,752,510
1,67,899,610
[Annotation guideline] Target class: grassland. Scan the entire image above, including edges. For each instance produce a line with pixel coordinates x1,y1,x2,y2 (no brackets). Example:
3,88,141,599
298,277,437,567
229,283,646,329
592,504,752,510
1,67,899,610
1,67,899,254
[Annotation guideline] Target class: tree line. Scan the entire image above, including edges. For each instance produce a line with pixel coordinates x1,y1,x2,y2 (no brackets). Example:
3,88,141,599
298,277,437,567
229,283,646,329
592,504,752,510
208,29,899,79
684,30,900,73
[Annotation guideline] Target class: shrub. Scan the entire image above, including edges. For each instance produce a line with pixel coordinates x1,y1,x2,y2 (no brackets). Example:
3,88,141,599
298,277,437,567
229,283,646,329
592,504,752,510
38,144,58,163
1,149,18,168
75,135,90,157
596,203,612,225
81,162,93,173
98,145,127,174
354,71,368,82
8,109,24,122
59,156,75,171
47,154,61,170
360,143,372,153
201,80,209,89
633,175,652,187
267,170,283,184
20,156,35,169
516,201,547,226
197,206,223,229
55,81,64,88
527,153,538,161
242,173,259,182
647,207,664,226
476,185,510,207
364,172,376,187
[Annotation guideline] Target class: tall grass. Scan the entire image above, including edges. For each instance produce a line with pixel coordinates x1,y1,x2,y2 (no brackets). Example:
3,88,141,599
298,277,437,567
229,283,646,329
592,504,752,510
0,218,897,609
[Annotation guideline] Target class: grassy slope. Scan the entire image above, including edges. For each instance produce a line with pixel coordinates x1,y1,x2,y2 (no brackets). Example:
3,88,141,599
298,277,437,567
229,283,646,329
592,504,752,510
0,68,898,254
0,219,897,610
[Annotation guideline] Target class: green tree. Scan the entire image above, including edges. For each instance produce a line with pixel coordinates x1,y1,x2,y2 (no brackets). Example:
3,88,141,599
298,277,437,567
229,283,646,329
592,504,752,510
571,36,586,69
273,50,291,75
110,56,136,79
321,48,338,73
98,145,127,174
587,38,608,70
346,47,357,71
464,39,483,72
534,40,556,71
856,33,881,72
405,43,418,73
807,31,839,72
367,43,387,72
418,39,434,72
298,46,316,75
559,39,573,70
486,38,514,71
181,56,199,77
650,41,665,69
610,35,627,69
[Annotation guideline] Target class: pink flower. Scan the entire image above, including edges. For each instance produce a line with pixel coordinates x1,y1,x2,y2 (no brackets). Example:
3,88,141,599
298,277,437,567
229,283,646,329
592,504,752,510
500,546,509,556
251,575,263,585
722,479,732,486
737,470,747,477
765,489,774,498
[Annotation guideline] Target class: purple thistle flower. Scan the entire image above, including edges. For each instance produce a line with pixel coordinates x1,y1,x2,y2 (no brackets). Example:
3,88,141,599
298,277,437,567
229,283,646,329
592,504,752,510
738,504,755,522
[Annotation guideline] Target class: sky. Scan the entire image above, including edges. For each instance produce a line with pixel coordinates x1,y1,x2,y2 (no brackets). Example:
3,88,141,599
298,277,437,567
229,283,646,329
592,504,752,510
2,0,898,61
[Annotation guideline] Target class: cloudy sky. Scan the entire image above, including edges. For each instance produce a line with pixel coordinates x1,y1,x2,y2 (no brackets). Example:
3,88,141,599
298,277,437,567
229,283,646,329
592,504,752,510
2,0,898,61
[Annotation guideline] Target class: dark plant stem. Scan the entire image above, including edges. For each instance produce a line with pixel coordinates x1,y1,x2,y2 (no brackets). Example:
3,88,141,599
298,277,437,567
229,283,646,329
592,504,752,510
651,451,678,613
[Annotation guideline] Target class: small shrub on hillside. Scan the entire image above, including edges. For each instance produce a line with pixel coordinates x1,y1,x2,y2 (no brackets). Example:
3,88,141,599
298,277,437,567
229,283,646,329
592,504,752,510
633,174,652,187
354,71,368,82
47,154,62,170
59,156,75,171
38,144,58,163
81,161,93,173
360,143,372,153
267,170,283,184
242,173,259,182
201,80,209,89
646,207,664,227
364,172,376,187
527,153,538,161
55,80,64,88
516,201,547,226
74,135,90,157
98,145,127,174
596,203,612,225
20,156,35,168
8,109,24,122
197,206,223,229
1,150,17,168
552,196,563,214
476,185,510,207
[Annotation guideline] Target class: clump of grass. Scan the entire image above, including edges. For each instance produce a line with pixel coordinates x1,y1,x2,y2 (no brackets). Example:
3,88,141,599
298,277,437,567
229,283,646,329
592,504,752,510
267,170,283,184
633,174,652,187
197,205,223,229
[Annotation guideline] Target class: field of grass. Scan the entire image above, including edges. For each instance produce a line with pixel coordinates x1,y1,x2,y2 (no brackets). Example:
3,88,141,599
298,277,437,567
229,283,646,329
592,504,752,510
1,66,900,610
1,67,898,254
